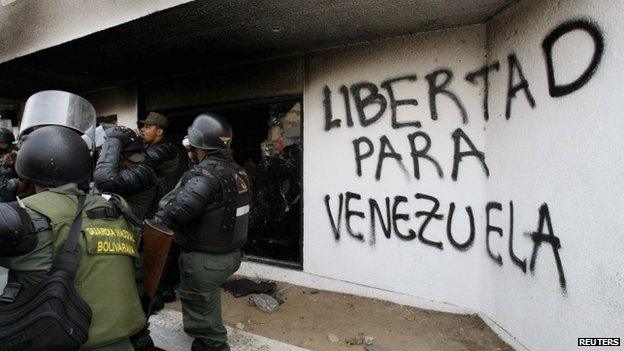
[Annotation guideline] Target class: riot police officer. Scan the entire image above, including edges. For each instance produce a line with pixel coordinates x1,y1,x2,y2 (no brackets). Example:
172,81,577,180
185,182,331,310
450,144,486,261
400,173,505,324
94,126,159,221
0,91,146,350
155,113,250,351
0,125,146,350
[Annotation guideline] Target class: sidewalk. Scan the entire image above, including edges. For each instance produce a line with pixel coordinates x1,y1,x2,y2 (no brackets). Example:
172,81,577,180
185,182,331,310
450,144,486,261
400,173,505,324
162,281,513,351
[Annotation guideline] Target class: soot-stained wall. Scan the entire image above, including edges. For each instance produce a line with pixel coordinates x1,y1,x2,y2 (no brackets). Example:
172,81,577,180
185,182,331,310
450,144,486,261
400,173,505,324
84,85,138,128
303,0,622,349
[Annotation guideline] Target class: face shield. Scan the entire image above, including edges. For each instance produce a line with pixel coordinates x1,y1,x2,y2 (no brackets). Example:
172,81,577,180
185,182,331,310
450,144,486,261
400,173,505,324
19,90,96,150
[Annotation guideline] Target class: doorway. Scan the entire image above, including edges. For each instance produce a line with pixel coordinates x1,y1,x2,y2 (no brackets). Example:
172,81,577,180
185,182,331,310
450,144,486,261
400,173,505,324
161,95,303,268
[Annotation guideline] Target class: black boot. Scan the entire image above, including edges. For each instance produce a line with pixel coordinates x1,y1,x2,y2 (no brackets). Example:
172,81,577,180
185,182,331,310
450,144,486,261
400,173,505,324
130,325,155,351
191,338,228,351
160,287,177,303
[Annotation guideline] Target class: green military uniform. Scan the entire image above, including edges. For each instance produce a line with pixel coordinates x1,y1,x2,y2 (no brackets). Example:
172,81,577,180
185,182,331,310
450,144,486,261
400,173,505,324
0,184,146,350
178,250,241,348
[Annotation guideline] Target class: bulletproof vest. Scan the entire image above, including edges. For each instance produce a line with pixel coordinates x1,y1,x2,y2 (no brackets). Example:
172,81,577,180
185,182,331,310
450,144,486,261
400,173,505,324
21,190,145,349
176,158,250,254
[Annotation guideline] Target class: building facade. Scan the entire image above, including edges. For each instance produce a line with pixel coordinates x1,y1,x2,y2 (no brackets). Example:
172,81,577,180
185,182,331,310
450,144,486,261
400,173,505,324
1,0,622,350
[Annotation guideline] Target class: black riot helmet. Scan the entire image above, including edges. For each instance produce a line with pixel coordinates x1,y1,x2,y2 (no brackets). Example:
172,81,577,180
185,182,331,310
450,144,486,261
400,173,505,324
187,113,233,150
0,128,14,144
15,125,91,187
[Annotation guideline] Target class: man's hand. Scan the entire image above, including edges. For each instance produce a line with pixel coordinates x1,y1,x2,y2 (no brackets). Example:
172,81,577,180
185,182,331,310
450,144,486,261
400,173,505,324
106,126,131,140
106,126,139,148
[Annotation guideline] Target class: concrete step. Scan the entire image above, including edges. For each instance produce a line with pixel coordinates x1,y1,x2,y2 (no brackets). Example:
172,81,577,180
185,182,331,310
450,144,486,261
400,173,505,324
149,308,310,351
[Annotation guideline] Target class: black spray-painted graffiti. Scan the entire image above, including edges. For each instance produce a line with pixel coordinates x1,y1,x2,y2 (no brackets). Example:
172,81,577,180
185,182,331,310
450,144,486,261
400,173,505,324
351,128,489,181
322,19,604,183
321,20,604,293
543,20,604,97
322,52,538,132
324,19,604,130
324,194,566,292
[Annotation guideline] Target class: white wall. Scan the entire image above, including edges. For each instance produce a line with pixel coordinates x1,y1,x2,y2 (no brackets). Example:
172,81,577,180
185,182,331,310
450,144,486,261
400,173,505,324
482,0,624,350
84,85,138,128
302,1,624,349
304,25,488,311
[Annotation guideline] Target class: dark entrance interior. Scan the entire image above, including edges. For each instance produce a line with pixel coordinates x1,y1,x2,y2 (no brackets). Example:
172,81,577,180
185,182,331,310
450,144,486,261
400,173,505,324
162,96,303,268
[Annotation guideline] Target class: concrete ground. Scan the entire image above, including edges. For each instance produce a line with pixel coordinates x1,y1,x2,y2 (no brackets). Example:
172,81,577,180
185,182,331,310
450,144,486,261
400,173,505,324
162,280,513,351
2,268,512,350
150,308,310,351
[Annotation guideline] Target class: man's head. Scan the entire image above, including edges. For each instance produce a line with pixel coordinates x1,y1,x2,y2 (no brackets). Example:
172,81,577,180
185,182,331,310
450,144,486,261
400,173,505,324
185,113,232,162
15,125,91,188
187,113,232,150
139,112,169,146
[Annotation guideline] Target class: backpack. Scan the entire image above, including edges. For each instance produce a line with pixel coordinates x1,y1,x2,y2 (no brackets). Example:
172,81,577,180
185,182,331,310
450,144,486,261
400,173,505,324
0,196,92,351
